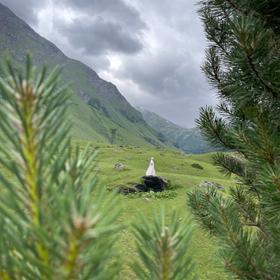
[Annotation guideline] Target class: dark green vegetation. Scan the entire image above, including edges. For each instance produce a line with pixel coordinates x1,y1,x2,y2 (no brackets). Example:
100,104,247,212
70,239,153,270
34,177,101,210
0,3,163,147
139,108,215,153
188,0,280,279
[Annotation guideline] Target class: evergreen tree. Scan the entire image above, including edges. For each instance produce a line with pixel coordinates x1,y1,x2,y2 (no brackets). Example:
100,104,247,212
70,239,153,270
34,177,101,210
188,1,280,279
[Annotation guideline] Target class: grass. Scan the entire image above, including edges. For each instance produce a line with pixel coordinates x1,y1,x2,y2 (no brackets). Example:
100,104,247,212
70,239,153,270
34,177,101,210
75,140,232,279
0,137,231,278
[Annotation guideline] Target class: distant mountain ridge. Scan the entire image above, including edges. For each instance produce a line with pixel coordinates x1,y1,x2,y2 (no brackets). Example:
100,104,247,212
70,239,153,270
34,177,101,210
139,108,215,154
0,3,164,147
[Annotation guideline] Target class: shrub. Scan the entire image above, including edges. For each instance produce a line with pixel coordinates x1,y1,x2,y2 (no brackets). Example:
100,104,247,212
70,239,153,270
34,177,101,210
191,163,204,170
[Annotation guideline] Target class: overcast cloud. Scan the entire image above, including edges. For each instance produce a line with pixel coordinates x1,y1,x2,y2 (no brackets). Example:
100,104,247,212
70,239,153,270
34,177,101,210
0,0,216,127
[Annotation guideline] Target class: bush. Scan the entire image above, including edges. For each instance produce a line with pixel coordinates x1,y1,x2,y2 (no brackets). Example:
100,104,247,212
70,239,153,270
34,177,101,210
191,163,204,170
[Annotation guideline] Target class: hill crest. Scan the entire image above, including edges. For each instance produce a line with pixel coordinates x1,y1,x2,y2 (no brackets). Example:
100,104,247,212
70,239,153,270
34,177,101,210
0,2,164,147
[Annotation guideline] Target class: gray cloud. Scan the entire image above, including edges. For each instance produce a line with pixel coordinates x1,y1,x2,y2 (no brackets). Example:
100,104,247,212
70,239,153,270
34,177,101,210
106,0,215,127
0,0,46,24
60,0,145,31
0,0,216,127
55,16,144,55
53,0,146,55
117,51,203,98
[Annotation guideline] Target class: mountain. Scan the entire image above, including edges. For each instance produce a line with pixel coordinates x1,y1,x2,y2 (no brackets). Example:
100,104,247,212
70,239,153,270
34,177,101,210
0,3,164,147
139,108,215,154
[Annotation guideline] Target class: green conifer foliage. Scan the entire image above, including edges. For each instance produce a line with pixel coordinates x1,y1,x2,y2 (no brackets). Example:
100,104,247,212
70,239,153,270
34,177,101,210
0,56,121,279
188,1,280,279
132,210,196,280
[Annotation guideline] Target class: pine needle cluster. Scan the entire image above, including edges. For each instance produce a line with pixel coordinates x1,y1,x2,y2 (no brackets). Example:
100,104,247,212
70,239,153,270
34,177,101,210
188,1,280,279
132,210,196,280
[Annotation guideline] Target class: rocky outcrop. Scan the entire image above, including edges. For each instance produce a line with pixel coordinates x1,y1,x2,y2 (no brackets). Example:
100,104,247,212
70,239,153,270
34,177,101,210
114,163,125,171
199,181,225,190
141,176,167,192
118,176,167,195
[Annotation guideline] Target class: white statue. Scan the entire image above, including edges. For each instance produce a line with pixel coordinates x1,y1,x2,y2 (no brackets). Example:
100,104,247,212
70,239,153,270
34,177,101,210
146,157,156,176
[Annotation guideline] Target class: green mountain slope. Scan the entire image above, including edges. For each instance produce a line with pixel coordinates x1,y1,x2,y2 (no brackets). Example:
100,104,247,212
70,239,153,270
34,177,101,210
0,3,163,147
139,108,215,154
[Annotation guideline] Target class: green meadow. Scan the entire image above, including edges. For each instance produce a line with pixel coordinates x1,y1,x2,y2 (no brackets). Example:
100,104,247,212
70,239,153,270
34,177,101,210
76,141,232,279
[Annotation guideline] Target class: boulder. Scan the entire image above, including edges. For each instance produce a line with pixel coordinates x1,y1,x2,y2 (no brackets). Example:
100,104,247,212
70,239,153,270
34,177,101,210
114,163,125,170
134,184,149,192
118,176,168,196
199,181,225,190
118,186,137,195
141,176,167,192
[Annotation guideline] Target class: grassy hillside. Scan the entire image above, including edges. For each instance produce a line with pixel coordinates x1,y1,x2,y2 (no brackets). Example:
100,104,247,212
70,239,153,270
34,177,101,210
75,141,232,279
0,3,163,147
139,108,216,153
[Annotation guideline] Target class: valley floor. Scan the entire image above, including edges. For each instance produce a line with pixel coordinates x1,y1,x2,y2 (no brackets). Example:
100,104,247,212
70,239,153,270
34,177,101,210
77,141,232,279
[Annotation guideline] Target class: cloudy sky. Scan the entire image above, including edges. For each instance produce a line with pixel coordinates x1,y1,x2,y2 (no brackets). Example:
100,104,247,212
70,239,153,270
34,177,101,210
0,0,216,127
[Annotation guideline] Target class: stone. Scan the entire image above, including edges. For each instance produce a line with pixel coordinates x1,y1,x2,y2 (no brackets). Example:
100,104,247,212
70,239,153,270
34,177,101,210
114,163,125,170
135,184,149,192
118,176,168,196
199,180,225,190
118,186,137,195
141,176,167,192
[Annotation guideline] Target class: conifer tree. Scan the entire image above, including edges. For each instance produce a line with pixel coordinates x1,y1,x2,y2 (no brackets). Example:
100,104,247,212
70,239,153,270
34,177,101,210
188,1,280,279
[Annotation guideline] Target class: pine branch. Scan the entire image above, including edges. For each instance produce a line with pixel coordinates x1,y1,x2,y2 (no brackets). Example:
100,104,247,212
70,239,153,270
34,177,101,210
132,209,196,280
246,53,278,99
0,56,121,279
196,106,235,150
213,152,248,178
192,1,280,278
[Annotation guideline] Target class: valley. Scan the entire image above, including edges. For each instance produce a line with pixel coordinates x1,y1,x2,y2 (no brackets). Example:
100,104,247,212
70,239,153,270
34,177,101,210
75,141,232,279
139,108,216,154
